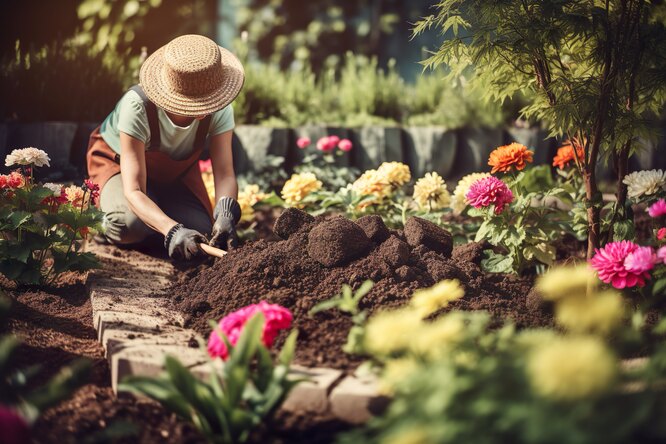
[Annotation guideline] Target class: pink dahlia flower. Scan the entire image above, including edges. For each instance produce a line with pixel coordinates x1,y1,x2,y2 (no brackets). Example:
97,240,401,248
0,406,30,444
590,240,651,289
624,246,656,273
658,227,666,241
207,301,292,360
338,138,353,152
465,176,514,214
658,246,666,265
316,137,333,152
648,199,666,218
296,137,311,149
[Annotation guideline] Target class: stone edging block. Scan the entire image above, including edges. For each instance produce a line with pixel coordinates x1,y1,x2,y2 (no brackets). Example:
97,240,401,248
330,375,390,424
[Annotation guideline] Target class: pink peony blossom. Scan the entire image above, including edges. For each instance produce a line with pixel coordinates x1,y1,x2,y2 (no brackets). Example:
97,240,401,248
657,246,666,265
465,176,514,214
658,227,666,241
316,136,338,152
590,240,650,289
624,246,656,273
0,406,30,444
207,301,292,360
296,137,311,149
338,139,353,152
199,159,212,173
648,199,666,218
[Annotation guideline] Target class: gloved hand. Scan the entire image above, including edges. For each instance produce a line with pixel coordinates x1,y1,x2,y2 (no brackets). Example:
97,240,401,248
210,196,241,251
165,223,206,261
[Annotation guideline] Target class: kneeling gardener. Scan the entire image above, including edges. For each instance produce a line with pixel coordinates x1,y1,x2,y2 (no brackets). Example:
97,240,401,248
87,34,244,260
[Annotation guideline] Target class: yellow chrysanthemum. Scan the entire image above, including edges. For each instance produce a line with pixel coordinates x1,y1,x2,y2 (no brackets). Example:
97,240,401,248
377,161,411,191
410,314,465,359
555,290,624,335
364,309,422,356
352,169,390,198
379,357,419,395
527,336,617,401
64,185,88,208
536,264,597,301
412,172,451,210
411,279,464,317
239,184,268,206
237,195,254,223
450,172,491,214
281,172,322,207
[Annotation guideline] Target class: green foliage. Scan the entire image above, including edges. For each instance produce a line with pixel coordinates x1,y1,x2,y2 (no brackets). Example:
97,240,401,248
310,280,374,355
121,313,301,444
0,169,104,285
0,40,135,122
0,292,91,425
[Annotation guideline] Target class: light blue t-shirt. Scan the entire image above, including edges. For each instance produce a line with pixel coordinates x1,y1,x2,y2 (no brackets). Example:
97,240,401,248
100,90,235,160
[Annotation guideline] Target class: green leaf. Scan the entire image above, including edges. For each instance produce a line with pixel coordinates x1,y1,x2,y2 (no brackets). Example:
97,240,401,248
278,330,298,367
480,250,514,274
523,243,556,266
612,219,635,241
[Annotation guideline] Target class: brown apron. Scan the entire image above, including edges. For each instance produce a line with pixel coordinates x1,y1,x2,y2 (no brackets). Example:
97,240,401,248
86,127,214,221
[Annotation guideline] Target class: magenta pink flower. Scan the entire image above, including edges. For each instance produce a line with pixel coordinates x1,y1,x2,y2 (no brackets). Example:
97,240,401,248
648,199,666,218
465,176,514,214
198,159,212,173
590,240,651,289
659,228,666,241
624,246,656,273
0,406,30,444
207,301,292,360
657,246,666,264
296,137,311,149
338,139,353,152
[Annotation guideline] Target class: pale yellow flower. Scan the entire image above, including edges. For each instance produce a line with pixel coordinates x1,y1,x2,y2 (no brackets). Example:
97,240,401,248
5,147,51,167
555,290,624,335
64,185,88,208
450,172,491,214
413,172,451,211
411,279,464,317
527,336,617,401
202,171,215,207
379,357,419,395
536,264,597,301
239,184,268,206
377,162,411,191
281,172,322,207
622,169,666,200
352,169,390,198
382,427,430,444
237,195,254,223
410,313,465,359
364,309,422,356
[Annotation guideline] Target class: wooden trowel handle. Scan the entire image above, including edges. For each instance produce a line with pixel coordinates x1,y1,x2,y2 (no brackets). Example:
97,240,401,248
199,243,227,258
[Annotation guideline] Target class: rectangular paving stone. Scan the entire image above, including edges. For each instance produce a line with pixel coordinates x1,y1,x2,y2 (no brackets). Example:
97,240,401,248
329,375,390,424
90,291,184,327
103,325,199,358
281,366,343,413
112,345,208,393
95,311,173,340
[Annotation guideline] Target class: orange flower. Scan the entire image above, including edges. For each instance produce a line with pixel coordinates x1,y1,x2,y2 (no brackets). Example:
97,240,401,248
488,143,533,174
553,140,585,169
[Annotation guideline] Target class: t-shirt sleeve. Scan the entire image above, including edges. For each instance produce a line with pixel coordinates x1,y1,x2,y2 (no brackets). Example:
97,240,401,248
209,104,235,136
116,92,150,144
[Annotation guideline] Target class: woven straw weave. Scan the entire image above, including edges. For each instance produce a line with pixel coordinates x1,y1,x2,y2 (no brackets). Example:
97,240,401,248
140,34,245,117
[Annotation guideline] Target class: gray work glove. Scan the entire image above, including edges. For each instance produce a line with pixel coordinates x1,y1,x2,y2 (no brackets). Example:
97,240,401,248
165,223,206,261
210,196,241,251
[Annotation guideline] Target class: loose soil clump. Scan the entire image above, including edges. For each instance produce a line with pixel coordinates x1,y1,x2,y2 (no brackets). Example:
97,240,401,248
171,210,551,371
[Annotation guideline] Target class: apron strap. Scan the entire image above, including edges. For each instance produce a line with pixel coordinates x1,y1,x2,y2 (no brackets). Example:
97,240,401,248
194,115,212,151
129,84,161,150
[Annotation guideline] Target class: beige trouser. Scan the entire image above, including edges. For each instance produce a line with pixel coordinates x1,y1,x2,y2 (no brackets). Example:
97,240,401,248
100,174,212,245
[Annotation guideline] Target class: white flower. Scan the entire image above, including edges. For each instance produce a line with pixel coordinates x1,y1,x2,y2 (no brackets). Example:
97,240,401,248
451,172,491,214
5,147,51,168
623,170,666,200
43,182,63,196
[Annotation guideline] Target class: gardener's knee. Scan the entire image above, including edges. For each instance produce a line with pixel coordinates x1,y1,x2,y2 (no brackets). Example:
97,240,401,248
102,209,152,245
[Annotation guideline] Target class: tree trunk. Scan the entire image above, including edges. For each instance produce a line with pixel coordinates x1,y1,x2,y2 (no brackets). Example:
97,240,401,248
615,142,630,211
584,168,601,259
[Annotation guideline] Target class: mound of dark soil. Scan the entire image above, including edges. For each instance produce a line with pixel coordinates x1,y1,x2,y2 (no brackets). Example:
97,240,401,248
171,211,551,371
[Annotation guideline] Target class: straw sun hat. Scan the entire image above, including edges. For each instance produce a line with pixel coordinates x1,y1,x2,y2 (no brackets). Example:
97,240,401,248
139,34,245,117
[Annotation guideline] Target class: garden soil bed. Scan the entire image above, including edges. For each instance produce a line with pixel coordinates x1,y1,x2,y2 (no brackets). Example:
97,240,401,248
171,210,552,371
3,244,348,443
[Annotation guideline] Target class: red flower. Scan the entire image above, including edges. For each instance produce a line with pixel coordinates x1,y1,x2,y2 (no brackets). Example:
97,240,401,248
0,406,30,444
657,227,666,241
199,159,212,173
83,179,100,206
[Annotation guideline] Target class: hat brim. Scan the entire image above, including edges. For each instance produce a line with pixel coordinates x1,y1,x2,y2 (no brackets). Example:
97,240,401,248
139,44,245,117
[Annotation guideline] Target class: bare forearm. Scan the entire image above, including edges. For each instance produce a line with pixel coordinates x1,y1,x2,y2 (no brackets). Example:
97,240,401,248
125,189,178,235
214,175,238,204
